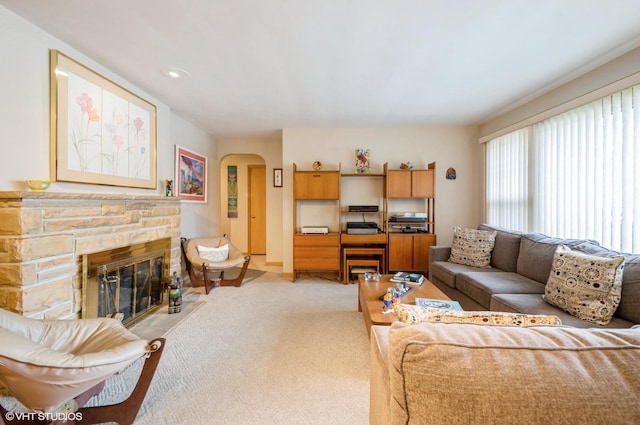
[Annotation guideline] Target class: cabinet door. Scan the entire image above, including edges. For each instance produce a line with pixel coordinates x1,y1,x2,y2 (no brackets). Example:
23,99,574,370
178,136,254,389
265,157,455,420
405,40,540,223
294,172,340,199
411,170,434,198
388,234,414,271
413,234,437,270
386,170,412,198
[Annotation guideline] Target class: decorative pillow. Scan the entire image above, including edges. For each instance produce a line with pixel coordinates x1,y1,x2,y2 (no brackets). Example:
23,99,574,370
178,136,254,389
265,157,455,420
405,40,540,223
393,303,562,326
197,244,229,262
448,226,497,268
543,245,625,325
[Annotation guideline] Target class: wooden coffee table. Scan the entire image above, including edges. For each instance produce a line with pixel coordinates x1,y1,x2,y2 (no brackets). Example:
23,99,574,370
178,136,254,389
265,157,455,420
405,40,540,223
358,274,451,336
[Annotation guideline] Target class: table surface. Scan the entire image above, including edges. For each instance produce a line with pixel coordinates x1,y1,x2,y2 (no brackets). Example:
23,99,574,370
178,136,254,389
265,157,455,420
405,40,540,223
358,274,451,335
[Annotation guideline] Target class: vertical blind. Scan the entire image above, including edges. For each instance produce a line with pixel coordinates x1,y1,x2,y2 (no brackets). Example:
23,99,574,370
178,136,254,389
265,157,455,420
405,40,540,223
486,85,640,253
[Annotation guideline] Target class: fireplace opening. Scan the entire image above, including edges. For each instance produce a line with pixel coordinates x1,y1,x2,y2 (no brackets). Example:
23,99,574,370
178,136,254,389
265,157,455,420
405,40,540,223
83,238,170,326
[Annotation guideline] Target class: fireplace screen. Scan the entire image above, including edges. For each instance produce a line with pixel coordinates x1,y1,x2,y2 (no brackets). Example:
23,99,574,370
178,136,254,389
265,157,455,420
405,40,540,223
97,254,164,323
83,238,170,326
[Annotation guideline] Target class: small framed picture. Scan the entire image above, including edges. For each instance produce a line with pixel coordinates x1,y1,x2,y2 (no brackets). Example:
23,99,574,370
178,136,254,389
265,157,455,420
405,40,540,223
175,145,207,202
273,168,283,187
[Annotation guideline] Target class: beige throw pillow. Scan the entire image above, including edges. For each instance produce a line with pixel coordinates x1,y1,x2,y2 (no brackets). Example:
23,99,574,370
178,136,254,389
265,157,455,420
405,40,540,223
543,245,625,325
448,226,497,268
198,244,229,262
393,303,562,326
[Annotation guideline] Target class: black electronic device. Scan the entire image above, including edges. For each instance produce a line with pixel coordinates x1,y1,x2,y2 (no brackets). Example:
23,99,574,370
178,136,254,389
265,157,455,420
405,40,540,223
347,221,379,235
347,222,377,229
348,205,379,212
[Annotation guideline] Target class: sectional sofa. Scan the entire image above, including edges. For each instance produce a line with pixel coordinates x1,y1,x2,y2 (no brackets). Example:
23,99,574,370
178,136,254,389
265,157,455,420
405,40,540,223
368,224,640,424
370,321,640,424
428,224,640,328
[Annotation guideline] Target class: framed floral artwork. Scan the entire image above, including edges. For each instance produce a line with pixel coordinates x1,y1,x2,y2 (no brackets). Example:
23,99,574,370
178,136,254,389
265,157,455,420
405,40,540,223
49,50,157,188
175,145,207,202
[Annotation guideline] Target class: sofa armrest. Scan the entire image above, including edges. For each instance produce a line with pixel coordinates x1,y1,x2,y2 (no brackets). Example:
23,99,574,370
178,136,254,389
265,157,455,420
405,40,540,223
429,246,451,263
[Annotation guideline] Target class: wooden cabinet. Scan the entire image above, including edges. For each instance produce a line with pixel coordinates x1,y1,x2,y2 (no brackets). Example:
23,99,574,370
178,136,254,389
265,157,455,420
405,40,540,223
292,162,436,278
388,233,436,271
293,163,341,279
387,169,434,198
294,234,340,270
294,171,340,200
385,162,436,273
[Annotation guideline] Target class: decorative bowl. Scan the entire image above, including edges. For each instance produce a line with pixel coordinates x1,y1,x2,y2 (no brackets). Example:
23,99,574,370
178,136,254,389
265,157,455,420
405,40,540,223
26,180,51,191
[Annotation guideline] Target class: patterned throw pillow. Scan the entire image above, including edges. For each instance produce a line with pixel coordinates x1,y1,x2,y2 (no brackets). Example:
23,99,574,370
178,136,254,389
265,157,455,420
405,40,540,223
393,303,562,326
543,245,625,325
198,244,229,262
448,226,497,268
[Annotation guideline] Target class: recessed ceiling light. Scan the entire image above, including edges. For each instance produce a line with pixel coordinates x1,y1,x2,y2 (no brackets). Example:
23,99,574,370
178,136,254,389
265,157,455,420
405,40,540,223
161,67,191,79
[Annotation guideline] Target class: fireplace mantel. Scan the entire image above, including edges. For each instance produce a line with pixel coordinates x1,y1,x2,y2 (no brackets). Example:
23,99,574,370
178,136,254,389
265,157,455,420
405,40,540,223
0,191,178,201
0,191,181,319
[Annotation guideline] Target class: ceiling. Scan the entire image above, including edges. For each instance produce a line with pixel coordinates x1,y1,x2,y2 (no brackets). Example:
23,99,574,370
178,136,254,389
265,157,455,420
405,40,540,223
4,0,640,140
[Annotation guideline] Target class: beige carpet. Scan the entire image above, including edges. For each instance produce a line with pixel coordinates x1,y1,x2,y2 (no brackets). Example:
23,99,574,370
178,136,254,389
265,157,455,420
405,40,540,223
86,271,370,424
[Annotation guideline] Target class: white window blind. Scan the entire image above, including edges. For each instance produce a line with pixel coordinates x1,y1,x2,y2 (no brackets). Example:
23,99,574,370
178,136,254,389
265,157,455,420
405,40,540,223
486,128,529,230
486,86,640,253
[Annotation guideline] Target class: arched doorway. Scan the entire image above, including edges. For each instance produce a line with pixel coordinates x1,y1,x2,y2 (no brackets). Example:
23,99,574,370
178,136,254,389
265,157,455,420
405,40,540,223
219,154,266,254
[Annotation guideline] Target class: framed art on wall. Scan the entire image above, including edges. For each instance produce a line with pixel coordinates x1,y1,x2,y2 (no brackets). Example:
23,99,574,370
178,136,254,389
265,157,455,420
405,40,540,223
49,50,157,188
273,168,283,187
175,145,207,202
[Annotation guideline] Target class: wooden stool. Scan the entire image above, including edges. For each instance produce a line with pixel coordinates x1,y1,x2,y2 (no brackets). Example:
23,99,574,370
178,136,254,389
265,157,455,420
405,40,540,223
345,259,379,284
342,247,386,283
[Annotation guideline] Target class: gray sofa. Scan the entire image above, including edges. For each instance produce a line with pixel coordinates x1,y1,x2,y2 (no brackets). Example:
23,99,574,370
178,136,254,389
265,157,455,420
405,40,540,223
428,224,640,328
370,321,640,425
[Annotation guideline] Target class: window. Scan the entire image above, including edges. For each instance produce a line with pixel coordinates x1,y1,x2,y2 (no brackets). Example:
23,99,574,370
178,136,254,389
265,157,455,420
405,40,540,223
486,86,640,253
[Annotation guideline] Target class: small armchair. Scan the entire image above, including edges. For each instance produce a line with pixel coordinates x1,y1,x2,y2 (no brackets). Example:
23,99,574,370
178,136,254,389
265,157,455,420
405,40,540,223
0,308,165,425
181,236,251,294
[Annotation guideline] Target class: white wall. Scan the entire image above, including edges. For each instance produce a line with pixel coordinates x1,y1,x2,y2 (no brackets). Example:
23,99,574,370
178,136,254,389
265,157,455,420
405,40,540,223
0,7,218,238
282,127,483,274
171,114,219,238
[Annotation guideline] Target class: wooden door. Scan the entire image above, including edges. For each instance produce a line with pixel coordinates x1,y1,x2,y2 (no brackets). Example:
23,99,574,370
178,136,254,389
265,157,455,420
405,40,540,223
294,172,340,199
386,170,412,198
413,234,437,271
388,233,414,271
411,170,435,198
248,165,266,254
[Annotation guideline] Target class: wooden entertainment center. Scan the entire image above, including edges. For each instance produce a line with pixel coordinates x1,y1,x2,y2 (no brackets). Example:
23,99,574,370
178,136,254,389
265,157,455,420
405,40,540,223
292,162,436,281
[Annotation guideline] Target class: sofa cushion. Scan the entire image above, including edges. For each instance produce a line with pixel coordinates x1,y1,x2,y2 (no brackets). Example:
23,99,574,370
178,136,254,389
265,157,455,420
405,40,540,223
516,233,598,284
429,261,498,289
449,227,497,268
387,322,640,425
456,271,545,309
573,243,640,325
543,245,624,325
491,293,635,329
478,224,522,272
392,303,561,326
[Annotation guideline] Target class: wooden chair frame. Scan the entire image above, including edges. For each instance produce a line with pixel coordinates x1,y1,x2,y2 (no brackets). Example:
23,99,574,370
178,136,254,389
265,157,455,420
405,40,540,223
0,337,165,425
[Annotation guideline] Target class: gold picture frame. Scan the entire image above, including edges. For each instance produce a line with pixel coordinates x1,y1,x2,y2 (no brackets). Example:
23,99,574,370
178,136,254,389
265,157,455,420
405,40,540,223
50,50,157,188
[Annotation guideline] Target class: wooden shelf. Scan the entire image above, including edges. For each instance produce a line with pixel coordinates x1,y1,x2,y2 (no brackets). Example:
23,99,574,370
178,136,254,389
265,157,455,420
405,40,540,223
341,173,385,177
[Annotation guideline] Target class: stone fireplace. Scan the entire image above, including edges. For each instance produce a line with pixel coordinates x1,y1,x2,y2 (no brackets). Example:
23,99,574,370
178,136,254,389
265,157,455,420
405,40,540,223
0,192,181,320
